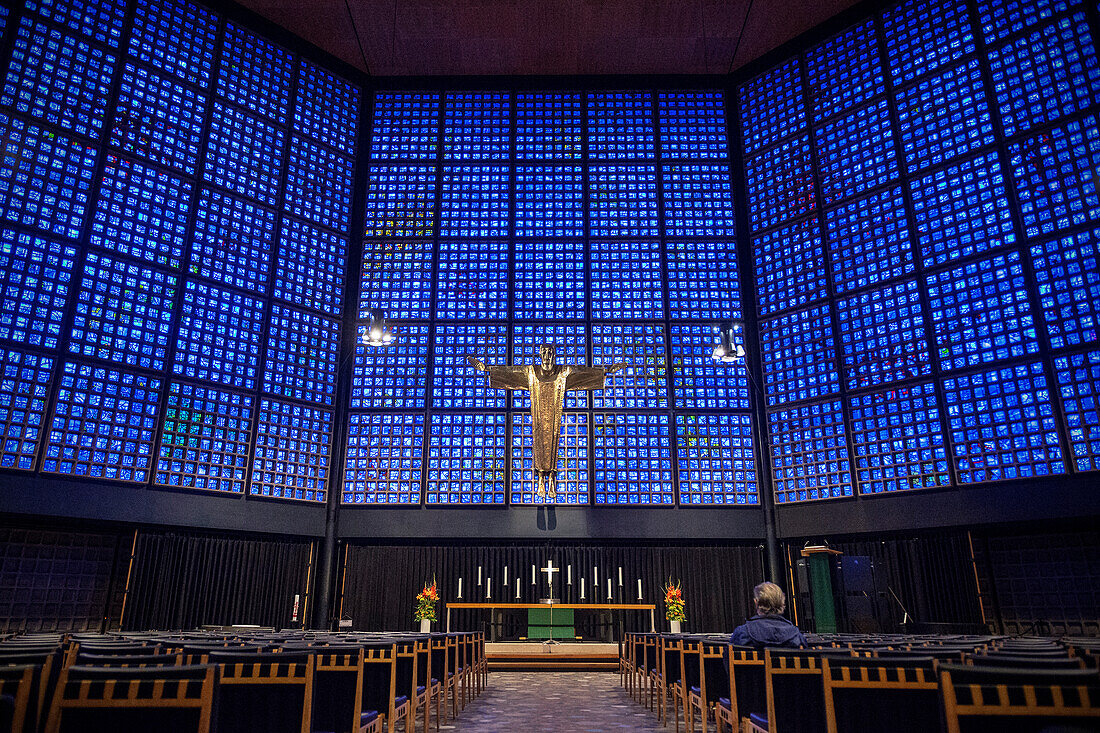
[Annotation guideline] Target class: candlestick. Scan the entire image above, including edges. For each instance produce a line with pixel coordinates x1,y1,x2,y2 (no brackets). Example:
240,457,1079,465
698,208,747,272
487,578,491,599
637,578,642,600
618,567,623,586
580,579,585,600
458,577,462,599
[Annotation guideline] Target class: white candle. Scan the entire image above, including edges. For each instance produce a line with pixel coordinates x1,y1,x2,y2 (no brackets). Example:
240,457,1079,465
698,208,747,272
593,567,598,590
487,578,491,599
515,579,520,599
580,579,585,600
637,579,642,600
478,566,482,585
458,578,462,599
504,566,509,587
619,567,623,586
607,578,612,599
532,565,536,584
567,565,572,585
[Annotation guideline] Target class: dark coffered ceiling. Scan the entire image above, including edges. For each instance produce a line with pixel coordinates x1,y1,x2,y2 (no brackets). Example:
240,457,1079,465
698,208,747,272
237,0,864,76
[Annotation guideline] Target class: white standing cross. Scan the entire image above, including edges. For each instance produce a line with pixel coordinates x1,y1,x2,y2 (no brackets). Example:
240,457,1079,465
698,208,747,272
541,560,560,599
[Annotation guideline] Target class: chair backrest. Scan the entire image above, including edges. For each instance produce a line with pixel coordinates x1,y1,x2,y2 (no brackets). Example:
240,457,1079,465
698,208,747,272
0,665,35,733
965,654,1086,670
74,652,182,667
0,648,61,733
661,635,684,685
394,638,419,700
726,645,766,723
939,662,1100,733
821,656,938,733
430,636,448,682
45,664,217,733
415,637,432,687
207,650,314,733
680,638,703,691
698,640,728,704
312,646,365,733
765,648,835,733
360,642,399,721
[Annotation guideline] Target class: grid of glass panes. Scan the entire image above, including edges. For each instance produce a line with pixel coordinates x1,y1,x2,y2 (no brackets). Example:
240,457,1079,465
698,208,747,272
0,348,53,470
511,412,589,505
769,400,853,503
0,0,358,506
741,0,1100,505
592,413,673,505
155,381,253,493
354,90,751,505
676,414,758,505
426,414,507,504
343,413,424,504
1055,349,1100,472
263,305,339,406
251,399,331,501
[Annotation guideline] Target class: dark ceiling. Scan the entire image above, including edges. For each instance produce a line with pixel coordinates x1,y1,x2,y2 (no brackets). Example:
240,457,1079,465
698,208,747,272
237,0,864,76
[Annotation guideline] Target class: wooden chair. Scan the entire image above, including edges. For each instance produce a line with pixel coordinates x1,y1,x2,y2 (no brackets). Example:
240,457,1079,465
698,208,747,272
207,650,314,733
414,636,439,733
714,646,764,733
361,641,410,733
394,638,422,733
965,654,1086,670
44,664,217,733
73,652,183,667
429,634,453,723
0,665,35,733
312,646,383,733
637,633,658,707
679,638,705,733
688,640,729,733
0,647,62,733
658,635,685,731
764,648,836,733
939,662,1100,733
821,655,939,733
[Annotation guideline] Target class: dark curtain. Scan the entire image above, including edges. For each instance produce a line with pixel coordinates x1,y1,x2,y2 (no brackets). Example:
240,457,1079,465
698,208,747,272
339,542,765,633
123,531,314,630
787,531,983,632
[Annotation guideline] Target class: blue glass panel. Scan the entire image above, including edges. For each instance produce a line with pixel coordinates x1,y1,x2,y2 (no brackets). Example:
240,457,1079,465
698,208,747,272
825,186,915,294
1031,227,1100,349
658,91,728,159
515,92,582,159
285,136,353,232
510,324,589,410
443,92,511,160
760,303,841,407
667,240,742,321
738,59,806,155
112,62,205,175
1010,115,1100,238
2,18,115,138
588,92,654,159
768,400,853,503
837,279,931,390
515,166,583,238
426,413,506,504
351,322,429,409
676,413,758,505
431,323,508,410
92,155,191,269
436,240,509,320
343,413,424,504
363,165,436,237
263,305,339,406
0,6,6,34
295,60,358,155
440,165,509,237
816,100,899,205
753,217,827,316
25,0,126,47
591,324,668,409
991,13,1100,138
589,165,658,237
849,382,951,494
670,323,750,410
370,93,439,160
806,20,884,121
513,240,586,320
909,150,1015,266
1056,349,1100,472
204,102,285,207
190,188,273,293
511,412,589,505
593,413,672,505
0,113,97,239
155,381,253,494
976,0,1073,44
360,239,433,320
662,164,736,236
0,348,53,470
896,59,994,173
590,240,663,320
943,361,1065,483
744,135,815,233
251,398,330,502
218,22,293,126
883,0,975,83
43,361,160,481
928,251,1040,371
70,251,177,370
274,218,346,317
174,280,264,390
130,0,216,86
0,229,77,349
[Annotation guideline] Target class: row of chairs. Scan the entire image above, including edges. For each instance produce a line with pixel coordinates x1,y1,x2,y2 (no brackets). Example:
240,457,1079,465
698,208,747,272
0,629,489,733
621,632,1100,733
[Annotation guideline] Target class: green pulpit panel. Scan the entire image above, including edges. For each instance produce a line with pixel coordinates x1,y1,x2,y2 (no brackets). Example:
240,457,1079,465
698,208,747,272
527,608,575,640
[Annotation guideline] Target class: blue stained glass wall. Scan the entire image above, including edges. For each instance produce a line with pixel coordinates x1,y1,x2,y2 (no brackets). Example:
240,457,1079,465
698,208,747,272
352,90,753,506
0,0,358,502
740,0,1100,504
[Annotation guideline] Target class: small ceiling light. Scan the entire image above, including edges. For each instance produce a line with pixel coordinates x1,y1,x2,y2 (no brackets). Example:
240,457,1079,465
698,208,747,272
712,320,746,363
363,308,395,347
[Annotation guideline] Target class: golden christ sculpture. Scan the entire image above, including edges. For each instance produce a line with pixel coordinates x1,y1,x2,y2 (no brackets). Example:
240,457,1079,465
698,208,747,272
467,345,626,500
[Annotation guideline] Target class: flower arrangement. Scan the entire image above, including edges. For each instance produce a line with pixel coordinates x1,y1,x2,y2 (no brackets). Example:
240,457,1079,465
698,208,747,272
414,580,439,622
663,579,686,623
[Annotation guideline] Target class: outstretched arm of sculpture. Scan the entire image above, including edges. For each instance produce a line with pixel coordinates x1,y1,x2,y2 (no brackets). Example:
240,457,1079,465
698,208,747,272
564,362,630,391
467,355,529,390
605,363,629,374
466,355,489,372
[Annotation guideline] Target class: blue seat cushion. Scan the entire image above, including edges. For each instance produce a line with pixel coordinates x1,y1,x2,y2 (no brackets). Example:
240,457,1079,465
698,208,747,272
749,712,768,729
431,678,440,685
718,697,731,710
417,685,426,694
394,695,409,708
690,685,701,695
360,710,379,725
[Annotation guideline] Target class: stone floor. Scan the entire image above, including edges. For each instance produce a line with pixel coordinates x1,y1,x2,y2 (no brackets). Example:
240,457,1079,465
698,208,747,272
430,671,685,732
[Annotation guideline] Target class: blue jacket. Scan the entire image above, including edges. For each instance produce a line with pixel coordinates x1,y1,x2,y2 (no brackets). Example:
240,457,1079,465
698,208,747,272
729,614,807,649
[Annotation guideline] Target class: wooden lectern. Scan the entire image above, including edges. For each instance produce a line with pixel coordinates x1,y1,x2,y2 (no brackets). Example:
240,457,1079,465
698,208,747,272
800,545,843,634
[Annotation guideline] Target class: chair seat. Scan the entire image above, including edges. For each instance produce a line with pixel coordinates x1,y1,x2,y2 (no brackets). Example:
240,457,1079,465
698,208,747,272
749,712,768,728
360,710,380,725
416,685,426,694
718,697,731,710
690,685,700,695
394,695,409,708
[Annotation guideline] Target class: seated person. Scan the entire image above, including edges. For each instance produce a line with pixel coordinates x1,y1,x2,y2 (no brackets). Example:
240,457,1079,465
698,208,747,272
730,581,806,649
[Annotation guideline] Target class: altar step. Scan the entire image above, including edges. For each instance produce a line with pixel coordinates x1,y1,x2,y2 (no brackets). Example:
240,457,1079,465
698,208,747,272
485,641,619,672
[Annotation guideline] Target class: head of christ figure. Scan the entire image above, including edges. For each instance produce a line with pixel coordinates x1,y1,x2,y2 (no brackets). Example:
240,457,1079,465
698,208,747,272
538,344,556,369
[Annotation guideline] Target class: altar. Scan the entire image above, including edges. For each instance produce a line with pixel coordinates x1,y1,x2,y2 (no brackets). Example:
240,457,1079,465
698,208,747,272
445,602,657,641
